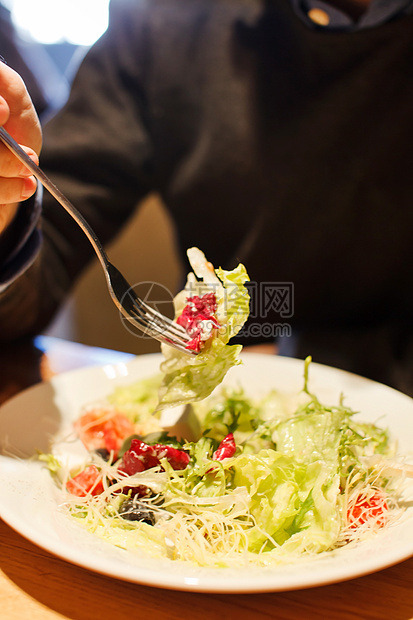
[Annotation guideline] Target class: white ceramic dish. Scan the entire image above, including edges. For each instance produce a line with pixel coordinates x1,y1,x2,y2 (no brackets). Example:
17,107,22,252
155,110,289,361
1,353,413,593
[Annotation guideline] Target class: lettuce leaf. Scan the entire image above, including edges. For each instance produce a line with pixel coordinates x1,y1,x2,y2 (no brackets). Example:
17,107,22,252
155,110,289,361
232,450,341,553
157,248,250,410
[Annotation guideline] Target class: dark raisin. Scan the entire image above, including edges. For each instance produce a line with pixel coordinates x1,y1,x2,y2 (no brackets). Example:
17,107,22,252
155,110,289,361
119,498,155,525
95,448,111,461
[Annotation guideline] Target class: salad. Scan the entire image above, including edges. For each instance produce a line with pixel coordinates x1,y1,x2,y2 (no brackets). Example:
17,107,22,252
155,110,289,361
42,358,409,568
157,246,250,410
40,249,411,568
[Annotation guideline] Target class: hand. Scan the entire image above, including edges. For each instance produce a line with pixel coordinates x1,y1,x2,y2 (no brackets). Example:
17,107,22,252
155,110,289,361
0,61,42,235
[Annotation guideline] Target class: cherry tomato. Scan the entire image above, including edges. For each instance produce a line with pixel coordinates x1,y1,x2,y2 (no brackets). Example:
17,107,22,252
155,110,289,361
74,408,134,458
347,491,388,529
66,465,104,497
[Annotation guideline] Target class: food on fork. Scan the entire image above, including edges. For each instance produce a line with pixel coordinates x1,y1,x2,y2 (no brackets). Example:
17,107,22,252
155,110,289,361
157,247,250,410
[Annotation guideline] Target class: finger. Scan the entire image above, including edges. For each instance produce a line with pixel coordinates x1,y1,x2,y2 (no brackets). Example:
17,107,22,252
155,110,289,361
0,143,39,179
0,94,9,126
0,174,37,205
0,63,42,154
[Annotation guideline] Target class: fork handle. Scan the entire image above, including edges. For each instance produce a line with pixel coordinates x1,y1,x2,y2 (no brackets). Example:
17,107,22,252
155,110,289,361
0,126,110,275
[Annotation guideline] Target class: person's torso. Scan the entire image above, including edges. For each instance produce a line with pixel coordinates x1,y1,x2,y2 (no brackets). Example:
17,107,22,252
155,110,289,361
146,0,413,329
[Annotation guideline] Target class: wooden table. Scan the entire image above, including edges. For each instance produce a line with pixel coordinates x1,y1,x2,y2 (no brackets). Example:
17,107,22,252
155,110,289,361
1,336,413,620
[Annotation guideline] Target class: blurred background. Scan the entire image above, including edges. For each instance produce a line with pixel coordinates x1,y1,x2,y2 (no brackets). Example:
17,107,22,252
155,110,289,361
1,0,109,113
1,0,183,355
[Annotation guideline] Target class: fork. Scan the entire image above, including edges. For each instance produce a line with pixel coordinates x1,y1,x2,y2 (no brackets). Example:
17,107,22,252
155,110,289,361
0,126,195,354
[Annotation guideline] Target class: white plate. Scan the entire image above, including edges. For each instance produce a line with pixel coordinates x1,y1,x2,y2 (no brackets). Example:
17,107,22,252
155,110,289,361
1,352,413,593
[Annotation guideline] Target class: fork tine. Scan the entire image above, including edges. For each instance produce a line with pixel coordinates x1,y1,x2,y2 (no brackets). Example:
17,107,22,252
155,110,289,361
131,296,189,339
123,308,194,353
106,262,194,350
117,285,195,353
126,300,185,340
127,307,193,351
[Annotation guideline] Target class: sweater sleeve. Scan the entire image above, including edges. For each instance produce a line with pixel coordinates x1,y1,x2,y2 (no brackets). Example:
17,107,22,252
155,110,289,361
0,189,42,294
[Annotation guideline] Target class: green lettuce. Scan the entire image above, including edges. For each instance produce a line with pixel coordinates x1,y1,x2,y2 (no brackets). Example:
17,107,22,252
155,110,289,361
232,450,341,553
108,375,162,422
157,248,250,410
